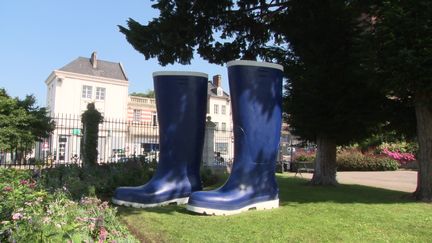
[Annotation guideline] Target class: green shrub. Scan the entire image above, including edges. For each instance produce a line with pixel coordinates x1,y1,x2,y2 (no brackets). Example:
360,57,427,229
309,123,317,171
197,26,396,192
0,168,137,242
378,141,418,154
336,150,398,171
41,160,156,199
293,150,316,162
200,168,224,187
81,103,103,167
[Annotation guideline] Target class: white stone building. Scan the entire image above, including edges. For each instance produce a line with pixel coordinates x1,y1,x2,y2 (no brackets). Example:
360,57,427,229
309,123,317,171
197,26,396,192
207,75,234,161
43,53,234,163
45,52,129,118
44,52,129,163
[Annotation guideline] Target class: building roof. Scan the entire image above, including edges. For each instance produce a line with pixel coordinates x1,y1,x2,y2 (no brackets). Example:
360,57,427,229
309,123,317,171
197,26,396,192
59,56,128,81
207,81,230,98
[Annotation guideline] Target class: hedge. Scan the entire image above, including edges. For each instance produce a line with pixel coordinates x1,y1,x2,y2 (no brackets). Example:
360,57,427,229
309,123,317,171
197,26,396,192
336,151,399,171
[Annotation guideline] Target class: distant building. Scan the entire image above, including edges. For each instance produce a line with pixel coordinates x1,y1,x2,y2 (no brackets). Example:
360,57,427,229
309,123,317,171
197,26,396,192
45,51,129,119
207,75,233,160
127,96,159,155
43,52,129,163
43,54,235,163
127,96,157,125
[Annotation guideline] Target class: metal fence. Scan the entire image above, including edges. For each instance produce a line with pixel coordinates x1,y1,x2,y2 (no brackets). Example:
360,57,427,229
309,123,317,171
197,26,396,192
213,128,234,165
0,114,237,169
0,114,160,168
0,114,297,170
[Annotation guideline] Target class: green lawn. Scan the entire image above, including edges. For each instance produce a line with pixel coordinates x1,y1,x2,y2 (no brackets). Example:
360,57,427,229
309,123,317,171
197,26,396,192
117,174,432,242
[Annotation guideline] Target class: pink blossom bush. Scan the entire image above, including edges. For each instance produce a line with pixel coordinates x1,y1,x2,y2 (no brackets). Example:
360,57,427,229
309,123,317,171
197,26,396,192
382,148,416,165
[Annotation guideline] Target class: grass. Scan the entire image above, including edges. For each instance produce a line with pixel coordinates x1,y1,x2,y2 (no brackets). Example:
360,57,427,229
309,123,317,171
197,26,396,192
117,174,432,242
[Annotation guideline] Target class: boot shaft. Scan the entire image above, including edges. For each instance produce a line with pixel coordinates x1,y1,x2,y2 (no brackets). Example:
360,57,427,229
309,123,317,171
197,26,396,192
153,72,208,171
227,61,283,167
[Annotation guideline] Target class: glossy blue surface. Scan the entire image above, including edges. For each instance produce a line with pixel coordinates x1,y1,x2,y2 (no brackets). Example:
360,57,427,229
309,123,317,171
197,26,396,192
113,73,208,205
188,61,283,211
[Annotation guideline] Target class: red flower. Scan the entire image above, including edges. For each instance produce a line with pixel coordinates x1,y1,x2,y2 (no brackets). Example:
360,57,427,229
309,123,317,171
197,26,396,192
20,180,29,185
3,186,12,192
98,226,108,242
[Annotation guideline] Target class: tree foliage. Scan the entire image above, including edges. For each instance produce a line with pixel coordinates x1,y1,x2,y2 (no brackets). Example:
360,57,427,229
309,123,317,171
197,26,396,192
363,0,432,201
119,0,389,185
283,0,386,146
130,90,155,98
81,103,103,167
120,1,385,144
119,0,292,65
366,0,432,101
0,88,54,152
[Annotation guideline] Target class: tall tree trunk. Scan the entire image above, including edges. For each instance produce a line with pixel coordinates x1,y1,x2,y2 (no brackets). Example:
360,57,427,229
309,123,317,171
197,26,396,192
310,134,338,185
414,95,432,201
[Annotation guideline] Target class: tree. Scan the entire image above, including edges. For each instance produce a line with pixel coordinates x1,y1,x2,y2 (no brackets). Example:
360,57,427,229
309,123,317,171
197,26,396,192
130,90,155,98
81,103,103,167
0,88,54,161
364,0,432,201
282,0,388,185
118,0,384,185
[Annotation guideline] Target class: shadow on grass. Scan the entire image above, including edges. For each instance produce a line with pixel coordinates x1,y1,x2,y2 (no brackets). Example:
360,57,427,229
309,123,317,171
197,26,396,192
116,174,415,217
115,183,224,217
117,204,192,217
277,175,414,206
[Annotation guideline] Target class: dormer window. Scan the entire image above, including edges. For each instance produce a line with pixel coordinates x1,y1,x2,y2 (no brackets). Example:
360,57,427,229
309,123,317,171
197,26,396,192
217,87,223,96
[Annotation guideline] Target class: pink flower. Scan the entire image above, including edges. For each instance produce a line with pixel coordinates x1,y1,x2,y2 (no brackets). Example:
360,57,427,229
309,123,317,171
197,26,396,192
99,227,108,243
382,148,416,164
12,213,23,220
3,186,12,192
20,180,29,185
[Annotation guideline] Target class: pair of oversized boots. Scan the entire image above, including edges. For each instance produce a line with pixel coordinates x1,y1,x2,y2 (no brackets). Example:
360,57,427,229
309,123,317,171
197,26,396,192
112,60,283,216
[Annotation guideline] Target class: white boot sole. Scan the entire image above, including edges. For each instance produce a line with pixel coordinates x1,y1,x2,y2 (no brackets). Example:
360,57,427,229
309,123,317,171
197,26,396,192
186,199,279,216
112,197,189,208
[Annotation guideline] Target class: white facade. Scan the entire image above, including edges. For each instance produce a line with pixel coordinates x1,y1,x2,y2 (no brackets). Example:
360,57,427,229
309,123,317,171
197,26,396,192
208,94,232,131
207,75,234,161
44,52,129,163
45,56,128,119
45,71,128,119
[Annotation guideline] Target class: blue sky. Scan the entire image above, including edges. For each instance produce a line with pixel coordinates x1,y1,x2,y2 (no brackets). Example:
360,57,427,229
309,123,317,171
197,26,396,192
0,1,228,106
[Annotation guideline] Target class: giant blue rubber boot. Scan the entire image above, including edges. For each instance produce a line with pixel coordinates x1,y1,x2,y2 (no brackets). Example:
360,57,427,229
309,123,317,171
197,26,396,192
112,71,208,208
187,60,283,215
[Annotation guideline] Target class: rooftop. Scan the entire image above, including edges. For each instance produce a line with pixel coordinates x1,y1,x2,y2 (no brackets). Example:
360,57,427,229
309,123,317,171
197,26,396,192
59,52,128,81
208,81,229,98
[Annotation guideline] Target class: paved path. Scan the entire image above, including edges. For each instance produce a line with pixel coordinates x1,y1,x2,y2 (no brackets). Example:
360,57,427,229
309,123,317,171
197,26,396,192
295,170,417,192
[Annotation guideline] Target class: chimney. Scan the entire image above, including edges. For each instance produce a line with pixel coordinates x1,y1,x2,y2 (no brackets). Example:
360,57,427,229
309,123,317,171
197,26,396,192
212,75,221,87
90,51,97,69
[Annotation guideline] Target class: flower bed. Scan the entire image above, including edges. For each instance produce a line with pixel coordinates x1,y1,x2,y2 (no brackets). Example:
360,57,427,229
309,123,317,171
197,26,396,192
292,149,399,171
0,168,137,242
336,150,399,171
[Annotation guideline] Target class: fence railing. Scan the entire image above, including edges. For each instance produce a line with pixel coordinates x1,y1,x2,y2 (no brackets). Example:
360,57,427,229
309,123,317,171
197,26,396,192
0,114,236,169
0,114,296,170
